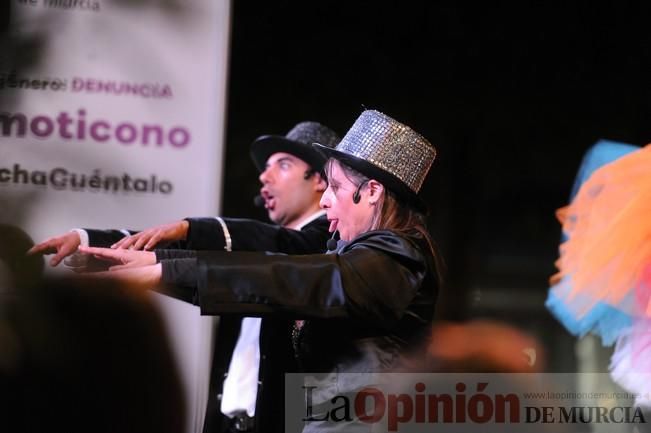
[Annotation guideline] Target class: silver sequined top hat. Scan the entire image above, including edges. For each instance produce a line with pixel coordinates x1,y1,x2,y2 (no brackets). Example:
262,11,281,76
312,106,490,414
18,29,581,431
313,110,436,210
250,121,341,173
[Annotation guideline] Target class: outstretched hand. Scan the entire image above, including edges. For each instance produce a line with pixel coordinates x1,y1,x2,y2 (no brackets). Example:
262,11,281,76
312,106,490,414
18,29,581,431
111,220,189,250
78,246,157,270
27,231,81,266
80,263,163,292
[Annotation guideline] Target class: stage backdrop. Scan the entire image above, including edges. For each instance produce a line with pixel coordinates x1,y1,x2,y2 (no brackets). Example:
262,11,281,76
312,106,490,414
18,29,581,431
1,1,230,431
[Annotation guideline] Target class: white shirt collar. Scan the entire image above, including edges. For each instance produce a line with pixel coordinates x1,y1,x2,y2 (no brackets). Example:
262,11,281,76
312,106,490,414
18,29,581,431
295,210,326,230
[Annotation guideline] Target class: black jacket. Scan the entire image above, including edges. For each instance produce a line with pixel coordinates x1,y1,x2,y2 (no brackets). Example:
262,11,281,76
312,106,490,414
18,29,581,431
160,228,438,431
186,216,330,433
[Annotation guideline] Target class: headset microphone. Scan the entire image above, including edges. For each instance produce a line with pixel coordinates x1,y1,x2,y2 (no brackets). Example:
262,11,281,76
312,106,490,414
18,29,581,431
352,181,367,204
326,231,338,251
253,195,265,207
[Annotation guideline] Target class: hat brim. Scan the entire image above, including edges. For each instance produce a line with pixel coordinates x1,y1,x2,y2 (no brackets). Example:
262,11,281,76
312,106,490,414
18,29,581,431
250,135,327,173
313,143,428,213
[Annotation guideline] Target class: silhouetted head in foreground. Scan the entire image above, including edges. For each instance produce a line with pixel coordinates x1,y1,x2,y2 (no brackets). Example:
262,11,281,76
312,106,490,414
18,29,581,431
0,275,186,433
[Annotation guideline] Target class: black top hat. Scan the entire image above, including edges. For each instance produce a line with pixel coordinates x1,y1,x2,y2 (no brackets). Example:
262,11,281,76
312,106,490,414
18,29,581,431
250,121,340,172
313,110,436,211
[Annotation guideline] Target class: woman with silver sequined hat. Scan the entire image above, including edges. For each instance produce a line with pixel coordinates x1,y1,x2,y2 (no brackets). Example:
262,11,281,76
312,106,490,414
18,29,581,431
80,109,441,433
314,109,436,243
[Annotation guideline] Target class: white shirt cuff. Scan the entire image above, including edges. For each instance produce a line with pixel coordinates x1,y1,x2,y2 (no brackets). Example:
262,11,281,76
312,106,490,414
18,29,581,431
214,217,232,252
71,228,89,247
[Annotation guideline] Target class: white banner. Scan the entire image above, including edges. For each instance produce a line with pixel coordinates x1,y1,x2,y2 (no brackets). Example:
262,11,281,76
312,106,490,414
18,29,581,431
1,1,230,431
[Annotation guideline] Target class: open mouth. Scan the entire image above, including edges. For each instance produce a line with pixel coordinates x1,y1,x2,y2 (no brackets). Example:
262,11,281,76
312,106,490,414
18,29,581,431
265,197,276,210
328,218,338,233
261,190,275,210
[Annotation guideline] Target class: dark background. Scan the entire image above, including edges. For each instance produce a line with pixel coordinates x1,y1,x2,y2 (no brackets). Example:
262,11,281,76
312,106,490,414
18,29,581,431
221,1,651,371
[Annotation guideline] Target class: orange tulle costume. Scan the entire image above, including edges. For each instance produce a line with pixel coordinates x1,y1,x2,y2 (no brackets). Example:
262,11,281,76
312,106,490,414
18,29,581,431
546,142,651,406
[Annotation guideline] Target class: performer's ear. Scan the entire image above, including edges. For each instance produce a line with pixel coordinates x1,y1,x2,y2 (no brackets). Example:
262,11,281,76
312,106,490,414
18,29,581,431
366,180,384,205
314,173,327,193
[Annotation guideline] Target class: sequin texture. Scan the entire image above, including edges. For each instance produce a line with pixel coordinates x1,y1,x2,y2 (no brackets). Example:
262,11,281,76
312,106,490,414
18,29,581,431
286,121,340,148
335,110,436,193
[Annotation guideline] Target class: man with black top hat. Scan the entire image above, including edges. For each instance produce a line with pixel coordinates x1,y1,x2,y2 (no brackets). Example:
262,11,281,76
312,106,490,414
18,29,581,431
29,121,341,433
30,121,340,261
198,122,340,433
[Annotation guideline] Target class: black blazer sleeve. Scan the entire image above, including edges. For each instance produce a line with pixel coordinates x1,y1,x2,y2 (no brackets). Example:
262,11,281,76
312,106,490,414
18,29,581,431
85,229,136,248
185,216,330,254
83,216,329,253
164,231,433,329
